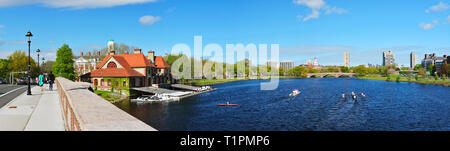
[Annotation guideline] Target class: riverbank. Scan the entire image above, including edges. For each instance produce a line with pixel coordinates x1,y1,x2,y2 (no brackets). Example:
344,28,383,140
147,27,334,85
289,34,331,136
185,76,303,86
357,75,450,87
94,90,129,103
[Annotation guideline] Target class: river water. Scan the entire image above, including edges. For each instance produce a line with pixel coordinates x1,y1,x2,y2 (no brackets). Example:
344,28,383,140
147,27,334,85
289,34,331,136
115,78,450,131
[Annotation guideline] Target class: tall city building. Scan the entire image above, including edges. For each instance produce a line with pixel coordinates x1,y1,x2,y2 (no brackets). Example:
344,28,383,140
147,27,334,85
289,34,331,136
343,52,350,67
410,52,417,68
280,60,295,70
383,51,395,66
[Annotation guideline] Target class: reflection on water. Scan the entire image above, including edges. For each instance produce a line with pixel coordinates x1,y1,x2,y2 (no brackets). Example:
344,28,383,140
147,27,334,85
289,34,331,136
115,78,450,131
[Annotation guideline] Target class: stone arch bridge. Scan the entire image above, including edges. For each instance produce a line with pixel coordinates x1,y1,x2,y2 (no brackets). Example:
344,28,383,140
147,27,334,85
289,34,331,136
307,73,356,78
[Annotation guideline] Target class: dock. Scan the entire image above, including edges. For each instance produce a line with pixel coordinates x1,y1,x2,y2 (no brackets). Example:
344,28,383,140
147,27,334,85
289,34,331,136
171,84,202,91
131,84,217,99
131,87,179,94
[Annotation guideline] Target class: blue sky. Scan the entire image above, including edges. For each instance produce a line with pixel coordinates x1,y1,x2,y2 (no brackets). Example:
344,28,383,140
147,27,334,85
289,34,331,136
0,0,449,67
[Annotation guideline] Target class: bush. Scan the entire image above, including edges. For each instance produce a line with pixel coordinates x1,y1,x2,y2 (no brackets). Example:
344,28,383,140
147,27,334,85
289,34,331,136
443,75,447,80
435,75,439,81
415,74,419,81
386,75,391,81
396,76,400,82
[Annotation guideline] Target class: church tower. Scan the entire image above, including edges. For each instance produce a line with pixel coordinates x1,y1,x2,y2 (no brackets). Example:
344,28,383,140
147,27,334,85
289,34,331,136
108,38,115,55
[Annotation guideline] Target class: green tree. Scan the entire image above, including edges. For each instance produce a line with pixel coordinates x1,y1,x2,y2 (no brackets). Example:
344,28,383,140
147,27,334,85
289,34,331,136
53,44,75,80
400,67,410,70
307,68,320,73
40,61,55,74
340,66,350,73
353,65,368,75
413,64,421,71
440,63,447,77
7,51,38,77
427,65,434,72
0,59,9,79
279,67,285,76
367,67,378,74
291,66,308,77
418,68,427,78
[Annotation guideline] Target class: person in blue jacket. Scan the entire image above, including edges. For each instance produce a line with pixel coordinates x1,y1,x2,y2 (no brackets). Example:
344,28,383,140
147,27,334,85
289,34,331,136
38,72,44,90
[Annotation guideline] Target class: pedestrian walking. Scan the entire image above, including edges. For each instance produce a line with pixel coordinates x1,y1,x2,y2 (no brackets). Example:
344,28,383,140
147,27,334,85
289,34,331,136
38,72,44,92
48,71,55,91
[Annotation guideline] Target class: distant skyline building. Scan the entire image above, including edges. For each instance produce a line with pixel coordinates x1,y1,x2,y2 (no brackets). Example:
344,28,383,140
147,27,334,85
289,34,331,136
266,61,279,68
344,52,350,67
383,51,395,66
410,52,417,68
280,60,295,70
421,53,448,75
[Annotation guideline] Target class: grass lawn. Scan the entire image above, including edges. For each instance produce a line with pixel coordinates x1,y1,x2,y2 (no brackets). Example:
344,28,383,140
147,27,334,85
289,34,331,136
188,78,250,86
357,75,450,87
94,90,122,102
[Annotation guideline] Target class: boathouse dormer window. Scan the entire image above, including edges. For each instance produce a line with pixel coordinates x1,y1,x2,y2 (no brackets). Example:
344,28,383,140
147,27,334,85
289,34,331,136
107,62,117,68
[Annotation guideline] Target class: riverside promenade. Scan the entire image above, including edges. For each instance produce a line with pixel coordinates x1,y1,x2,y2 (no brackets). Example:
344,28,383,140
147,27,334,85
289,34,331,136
0,78,156,131
0,85,64,131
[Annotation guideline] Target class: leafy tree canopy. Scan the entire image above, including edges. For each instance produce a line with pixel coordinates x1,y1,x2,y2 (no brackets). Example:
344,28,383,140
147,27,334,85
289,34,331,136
53,44,75,80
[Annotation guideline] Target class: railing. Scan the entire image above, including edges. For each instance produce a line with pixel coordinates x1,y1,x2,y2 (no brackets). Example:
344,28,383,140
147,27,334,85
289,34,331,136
56,77,156,131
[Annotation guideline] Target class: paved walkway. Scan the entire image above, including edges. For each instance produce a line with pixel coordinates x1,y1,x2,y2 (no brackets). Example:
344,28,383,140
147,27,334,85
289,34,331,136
0,84,64,131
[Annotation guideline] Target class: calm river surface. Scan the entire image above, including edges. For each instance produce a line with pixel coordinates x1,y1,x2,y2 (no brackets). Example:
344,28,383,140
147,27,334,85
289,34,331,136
115,78,450,131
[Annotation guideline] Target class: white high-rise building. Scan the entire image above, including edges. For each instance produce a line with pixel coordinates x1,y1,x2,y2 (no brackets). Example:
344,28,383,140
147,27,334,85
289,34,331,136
410,52,417,68
383,51,395,66
344,52,350,67
280,60,295,70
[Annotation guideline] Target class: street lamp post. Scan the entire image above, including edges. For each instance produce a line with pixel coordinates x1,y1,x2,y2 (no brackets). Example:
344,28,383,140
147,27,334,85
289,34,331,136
36,49,40,72
26,31,33,95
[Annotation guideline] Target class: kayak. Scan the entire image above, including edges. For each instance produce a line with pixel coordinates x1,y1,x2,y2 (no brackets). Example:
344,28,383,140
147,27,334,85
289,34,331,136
216,104,239,106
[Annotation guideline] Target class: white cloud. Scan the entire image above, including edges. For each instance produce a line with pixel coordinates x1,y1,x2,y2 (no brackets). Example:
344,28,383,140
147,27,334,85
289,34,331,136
293,0,326,9
425,2,449,13
0,24,5,28
324,6,347,15
303,9,320,21
139,15,161,26
293,0,347,22
0,0,157,9
419,20,439,30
